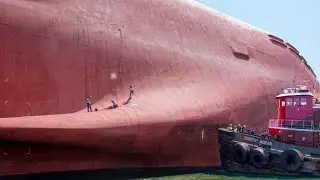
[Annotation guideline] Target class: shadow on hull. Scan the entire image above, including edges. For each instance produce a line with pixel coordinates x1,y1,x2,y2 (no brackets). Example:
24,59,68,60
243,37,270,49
0,120,222,175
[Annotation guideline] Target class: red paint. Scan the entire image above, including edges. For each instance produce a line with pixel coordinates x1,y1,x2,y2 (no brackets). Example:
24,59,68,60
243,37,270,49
269,86,320,146
284,95,313,120
269,128,281,136
0,0,318,176
277,98,286,120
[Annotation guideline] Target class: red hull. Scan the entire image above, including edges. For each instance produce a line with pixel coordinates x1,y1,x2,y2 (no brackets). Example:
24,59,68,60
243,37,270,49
0,121,220,175
0,0,318,175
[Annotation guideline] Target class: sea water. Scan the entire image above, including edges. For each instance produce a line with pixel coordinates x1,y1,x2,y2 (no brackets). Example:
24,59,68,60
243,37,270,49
138,173,319,180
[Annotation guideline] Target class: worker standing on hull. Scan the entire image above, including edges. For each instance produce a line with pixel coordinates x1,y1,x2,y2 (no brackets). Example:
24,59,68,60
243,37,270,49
86,96,92,112
124,84,134,104
129,84,134,100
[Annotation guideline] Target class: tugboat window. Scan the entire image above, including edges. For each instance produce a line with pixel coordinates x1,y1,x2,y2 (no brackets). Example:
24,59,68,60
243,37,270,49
281,101,286,107
293,98,300,106
286,98,293,106
300,97,307,105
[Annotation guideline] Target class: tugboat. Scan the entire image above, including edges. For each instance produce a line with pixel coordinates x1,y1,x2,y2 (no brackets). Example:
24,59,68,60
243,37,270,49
218,85,320,176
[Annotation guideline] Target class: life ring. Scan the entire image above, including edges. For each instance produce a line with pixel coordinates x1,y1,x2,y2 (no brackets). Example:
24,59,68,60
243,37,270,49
249,147,269,169
232,142,250,164
280,149,304,173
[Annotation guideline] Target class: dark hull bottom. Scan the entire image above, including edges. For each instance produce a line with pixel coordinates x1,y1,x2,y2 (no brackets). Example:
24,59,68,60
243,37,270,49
3,167,320,180
0,123,221,176
0,167,223,180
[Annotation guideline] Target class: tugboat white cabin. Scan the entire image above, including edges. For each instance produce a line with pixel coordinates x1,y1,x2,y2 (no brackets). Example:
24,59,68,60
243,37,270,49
268,85,320,148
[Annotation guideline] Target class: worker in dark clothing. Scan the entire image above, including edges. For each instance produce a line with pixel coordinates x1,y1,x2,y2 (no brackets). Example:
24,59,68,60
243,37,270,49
129,84,134,99
241,125,246,133
124,84,134,104
112,100,118,108
250,129,255,135
237,124,241,132
108,100,118,109
86,96,92,112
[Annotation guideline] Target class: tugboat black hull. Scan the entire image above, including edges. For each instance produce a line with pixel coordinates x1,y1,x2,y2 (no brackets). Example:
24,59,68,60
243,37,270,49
218,128,320,176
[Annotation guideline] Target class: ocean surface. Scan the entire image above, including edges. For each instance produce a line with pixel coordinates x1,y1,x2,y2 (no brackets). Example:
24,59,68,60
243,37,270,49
137,173,319,180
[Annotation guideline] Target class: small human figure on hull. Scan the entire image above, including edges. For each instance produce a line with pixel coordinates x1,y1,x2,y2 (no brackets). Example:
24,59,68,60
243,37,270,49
124,84,134,105
86,96,92,112
129,84,134,99
108,100,118,109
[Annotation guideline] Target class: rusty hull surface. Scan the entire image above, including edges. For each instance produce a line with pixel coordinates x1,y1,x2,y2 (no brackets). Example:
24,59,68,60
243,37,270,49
0,0,318,176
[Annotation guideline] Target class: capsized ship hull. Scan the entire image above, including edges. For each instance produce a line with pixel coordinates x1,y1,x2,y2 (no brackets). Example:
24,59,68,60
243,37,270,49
0,0,318,176
0,121,220,176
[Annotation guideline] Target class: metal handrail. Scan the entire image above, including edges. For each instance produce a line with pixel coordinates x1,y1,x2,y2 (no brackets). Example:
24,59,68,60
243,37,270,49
269,119,315,130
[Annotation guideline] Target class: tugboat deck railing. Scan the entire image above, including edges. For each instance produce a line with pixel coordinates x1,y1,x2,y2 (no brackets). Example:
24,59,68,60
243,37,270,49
269,119,320,132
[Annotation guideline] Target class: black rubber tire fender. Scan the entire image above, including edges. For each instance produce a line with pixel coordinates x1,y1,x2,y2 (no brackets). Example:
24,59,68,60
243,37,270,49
232,142,250,164
280,149,304,173
249,147,269,169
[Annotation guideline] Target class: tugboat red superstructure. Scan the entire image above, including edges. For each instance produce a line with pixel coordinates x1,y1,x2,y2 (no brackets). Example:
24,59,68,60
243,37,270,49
269,85,320,148
218,85,320,176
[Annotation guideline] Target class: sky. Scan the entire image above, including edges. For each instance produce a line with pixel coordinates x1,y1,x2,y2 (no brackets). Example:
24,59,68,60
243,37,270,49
196,0,320,80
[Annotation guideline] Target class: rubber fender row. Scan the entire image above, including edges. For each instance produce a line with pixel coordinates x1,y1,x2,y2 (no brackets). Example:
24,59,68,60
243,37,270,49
231,142,304,172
